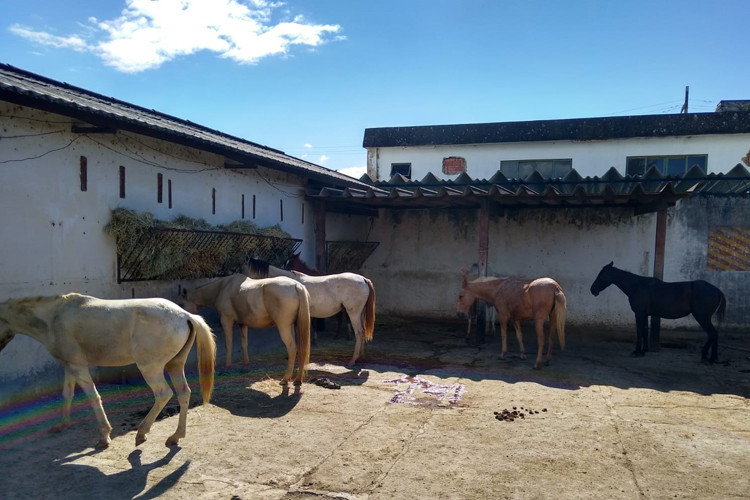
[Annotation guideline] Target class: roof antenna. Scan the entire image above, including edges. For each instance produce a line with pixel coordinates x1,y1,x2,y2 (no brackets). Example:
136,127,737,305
680,86,689,113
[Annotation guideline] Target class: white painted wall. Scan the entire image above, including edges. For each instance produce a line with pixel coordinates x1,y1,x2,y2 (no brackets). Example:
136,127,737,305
367,133,750,180
0,102,313,380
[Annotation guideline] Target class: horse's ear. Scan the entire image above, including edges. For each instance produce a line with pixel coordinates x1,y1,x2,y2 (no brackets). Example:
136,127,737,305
607,261,614,267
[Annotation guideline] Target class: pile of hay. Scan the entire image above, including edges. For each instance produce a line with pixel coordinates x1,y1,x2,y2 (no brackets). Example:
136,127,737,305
105,208,296,280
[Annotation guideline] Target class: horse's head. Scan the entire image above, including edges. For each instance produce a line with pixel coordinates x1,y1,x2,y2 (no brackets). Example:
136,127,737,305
0,318,15,353
456,270,476,318
179,288,199,314
590,261,615,296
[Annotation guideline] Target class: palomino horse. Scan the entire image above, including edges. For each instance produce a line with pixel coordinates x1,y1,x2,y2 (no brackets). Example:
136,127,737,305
590,261,727,362
456,269,567,369
243,257,376,366
181,273,311,384
0,294,216,449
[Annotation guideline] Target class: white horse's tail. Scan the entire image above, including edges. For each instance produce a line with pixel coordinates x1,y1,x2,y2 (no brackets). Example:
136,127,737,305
188,314,217,404
295,285,311,381
363,278,376,342
551,288,567,350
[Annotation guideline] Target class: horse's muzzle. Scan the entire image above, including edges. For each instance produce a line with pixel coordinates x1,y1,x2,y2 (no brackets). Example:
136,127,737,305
590,286,599,296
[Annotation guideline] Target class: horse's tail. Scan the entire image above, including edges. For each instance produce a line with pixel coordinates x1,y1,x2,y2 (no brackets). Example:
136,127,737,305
363,278,376,342
295,284,312,381
551,287,567,350
715,290,727,324
189,314,217,404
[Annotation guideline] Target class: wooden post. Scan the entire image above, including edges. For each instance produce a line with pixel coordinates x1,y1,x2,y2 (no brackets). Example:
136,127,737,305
315,200,327,274
475,200,490,345
650,208,668,350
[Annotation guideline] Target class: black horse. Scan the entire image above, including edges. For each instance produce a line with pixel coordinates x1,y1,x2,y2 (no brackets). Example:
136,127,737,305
590,262,726,363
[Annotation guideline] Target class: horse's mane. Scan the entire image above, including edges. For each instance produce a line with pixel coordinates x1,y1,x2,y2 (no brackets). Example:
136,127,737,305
244,257,270,278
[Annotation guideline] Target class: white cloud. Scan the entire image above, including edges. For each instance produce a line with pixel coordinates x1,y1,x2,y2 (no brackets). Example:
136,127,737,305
304,143,312,148
318,155,329,163
12,0,342,73
338,166,367,179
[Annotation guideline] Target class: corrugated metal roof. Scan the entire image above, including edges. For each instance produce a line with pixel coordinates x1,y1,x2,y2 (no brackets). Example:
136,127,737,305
0,63,368,189
363,112,750,148
308,164,750,215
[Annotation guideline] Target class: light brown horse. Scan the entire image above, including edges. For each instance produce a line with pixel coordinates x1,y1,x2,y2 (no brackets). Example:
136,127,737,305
243,257,375,366
181,273,311,384
0,294,216,449
456,269,567,369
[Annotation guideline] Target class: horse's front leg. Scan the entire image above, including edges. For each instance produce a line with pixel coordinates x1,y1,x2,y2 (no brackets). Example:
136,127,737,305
220,316,235,369
632,314,648,357
532,318,545,370
64,365,113,448
514,320,526,360
50,367,76,434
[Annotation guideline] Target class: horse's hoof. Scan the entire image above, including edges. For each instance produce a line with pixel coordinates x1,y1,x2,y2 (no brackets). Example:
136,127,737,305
135,434,147,446
279,380,289,386
532,364,541,370
544,360,550,366
293,380,302,387
165,436,180,447
95,438,111,450
49,422,70,434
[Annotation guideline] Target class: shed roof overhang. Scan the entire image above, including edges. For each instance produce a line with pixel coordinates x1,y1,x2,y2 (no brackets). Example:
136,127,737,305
307,164,750,216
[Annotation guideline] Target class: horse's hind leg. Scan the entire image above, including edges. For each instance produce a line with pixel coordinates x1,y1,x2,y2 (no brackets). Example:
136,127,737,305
545,315,558,366
136,366,174,447
277,325,298,384
240,325,250,368
164,359,192,447
346,309,365,366
694,315,719,363
532,318,544,370
514,320,526,360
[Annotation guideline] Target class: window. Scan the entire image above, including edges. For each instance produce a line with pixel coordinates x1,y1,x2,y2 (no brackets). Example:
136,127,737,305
626,155,707,176
390,163,411,179
500,159,572,179
442,157,466,175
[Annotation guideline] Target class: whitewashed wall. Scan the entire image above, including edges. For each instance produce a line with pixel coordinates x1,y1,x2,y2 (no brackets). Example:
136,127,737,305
367,134,750,180
0,102,314,380
357,197,749,330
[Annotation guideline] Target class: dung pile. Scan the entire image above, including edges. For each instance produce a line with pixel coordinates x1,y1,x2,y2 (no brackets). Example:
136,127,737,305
494,406,547,422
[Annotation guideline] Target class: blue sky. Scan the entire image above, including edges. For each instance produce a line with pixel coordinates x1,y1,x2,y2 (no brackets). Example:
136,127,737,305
2,0,749,178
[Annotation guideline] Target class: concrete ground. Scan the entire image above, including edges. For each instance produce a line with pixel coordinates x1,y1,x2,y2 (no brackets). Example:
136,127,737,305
1,316,749,499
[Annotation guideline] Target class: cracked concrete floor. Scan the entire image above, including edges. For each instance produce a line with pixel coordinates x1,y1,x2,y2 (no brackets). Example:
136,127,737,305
1,317,749,499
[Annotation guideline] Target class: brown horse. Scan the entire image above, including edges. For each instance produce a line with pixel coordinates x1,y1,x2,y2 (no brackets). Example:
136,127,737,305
181,274,310,385
456,269,567,369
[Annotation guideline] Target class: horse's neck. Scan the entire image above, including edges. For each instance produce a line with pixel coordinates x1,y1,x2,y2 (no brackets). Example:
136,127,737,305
268,266,295,279
610,268,643,296
192,279,227,307
0,297,60,345
466,281,499,304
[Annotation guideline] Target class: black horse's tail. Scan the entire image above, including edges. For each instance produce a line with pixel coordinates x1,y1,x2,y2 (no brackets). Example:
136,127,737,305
715,291,727,324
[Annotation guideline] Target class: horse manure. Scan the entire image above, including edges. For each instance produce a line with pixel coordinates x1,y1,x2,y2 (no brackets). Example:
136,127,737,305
494,406,549,422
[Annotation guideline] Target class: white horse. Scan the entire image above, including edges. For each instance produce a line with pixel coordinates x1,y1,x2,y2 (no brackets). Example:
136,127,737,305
0,294,216,449
181,274,311,385
242,258,375,366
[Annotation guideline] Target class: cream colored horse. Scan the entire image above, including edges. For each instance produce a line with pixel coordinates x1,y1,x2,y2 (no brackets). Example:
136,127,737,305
242,258,376,366
181,273,311,384
0,294,216,449
456,269,567,369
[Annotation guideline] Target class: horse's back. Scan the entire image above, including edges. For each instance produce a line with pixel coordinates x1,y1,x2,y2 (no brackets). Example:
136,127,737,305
55,295,191,367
